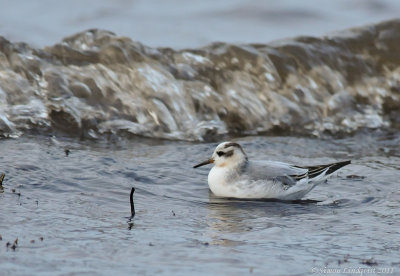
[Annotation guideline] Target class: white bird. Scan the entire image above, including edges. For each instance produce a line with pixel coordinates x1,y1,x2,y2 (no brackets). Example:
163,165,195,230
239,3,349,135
193,142,351,200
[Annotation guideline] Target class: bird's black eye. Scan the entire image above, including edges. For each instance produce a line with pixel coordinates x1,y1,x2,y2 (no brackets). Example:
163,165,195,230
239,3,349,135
217,151,225,157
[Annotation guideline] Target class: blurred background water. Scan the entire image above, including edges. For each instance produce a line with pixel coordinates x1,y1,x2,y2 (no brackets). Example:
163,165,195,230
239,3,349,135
1,0,400,49
1,1,400,275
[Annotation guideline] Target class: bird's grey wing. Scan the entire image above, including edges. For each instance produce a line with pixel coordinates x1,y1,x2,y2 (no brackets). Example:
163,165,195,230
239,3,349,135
244,160,308,186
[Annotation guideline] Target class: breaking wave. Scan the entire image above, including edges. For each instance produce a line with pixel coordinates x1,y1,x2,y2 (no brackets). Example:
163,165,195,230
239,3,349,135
1,19,400,140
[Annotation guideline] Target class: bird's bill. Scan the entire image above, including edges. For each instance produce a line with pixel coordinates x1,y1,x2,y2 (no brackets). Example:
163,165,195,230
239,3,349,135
193,159,214,168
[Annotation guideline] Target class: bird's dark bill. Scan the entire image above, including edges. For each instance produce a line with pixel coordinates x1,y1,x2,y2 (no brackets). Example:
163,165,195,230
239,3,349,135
193,159,214,168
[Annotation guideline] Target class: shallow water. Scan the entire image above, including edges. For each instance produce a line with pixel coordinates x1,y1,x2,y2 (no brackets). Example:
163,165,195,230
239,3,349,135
1,132,399,275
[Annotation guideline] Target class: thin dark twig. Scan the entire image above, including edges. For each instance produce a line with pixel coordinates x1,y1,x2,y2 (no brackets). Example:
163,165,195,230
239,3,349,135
130,187,135,218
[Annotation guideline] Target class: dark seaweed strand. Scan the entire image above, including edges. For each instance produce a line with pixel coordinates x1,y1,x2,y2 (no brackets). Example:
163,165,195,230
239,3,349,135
130,187,135,218
0,173,4,185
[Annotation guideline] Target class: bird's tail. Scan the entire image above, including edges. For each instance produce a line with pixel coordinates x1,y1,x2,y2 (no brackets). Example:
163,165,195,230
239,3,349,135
307,160,351,179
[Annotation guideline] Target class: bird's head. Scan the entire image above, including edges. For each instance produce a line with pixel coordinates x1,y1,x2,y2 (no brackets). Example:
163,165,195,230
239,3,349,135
193,142,248,169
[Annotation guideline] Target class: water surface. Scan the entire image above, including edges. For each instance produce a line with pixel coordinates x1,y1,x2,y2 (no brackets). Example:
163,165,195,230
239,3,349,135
1,0,400,49
1,133,399,275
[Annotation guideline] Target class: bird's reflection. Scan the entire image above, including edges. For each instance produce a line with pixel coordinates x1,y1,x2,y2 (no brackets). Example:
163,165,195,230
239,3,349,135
205,191,322,245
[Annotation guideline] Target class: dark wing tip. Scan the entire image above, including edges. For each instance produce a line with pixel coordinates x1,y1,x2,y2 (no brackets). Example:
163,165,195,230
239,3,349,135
325,160,351,175
305,160,351,179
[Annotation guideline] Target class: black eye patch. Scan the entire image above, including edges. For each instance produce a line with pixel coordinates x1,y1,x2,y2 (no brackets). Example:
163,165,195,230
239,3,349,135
217,151,225,157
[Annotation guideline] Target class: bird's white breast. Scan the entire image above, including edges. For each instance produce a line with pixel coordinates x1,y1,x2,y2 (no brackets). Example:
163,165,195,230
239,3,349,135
208,166,234,197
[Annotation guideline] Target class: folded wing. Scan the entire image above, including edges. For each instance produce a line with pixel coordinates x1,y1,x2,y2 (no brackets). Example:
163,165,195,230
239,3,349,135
245,160,351,183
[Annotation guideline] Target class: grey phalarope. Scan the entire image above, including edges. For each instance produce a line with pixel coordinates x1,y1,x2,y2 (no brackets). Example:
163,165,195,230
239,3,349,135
193,142,351,200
